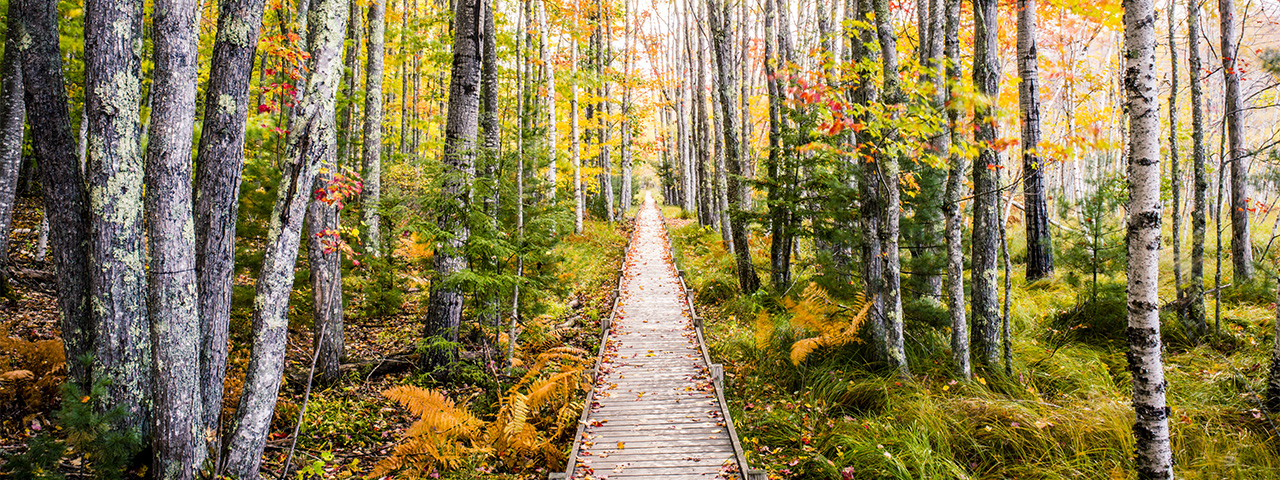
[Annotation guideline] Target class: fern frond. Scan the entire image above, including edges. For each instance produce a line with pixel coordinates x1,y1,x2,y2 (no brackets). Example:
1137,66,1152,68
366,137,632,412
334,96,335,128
754,310,773,349
790,337,827,365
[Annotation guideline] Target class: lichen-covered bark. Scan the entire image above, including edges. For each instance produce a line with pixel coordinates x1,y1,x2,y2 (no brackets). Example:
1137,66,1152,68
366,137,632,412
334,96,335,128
85,0,153,437
940,0,968,380
144,0,204,475
1123,0,1174,475
422,0,482,370
362,0,385,257
1018,0,1054,282
852,0,886,361
221,0,348,473
1187,0,1208,332
971,0,1002,368
0,9,24,274
194,0,267,435
307,186,344,385
873,0,908,376
1220,0,1253,282
14,0,93,388
707,0,759,294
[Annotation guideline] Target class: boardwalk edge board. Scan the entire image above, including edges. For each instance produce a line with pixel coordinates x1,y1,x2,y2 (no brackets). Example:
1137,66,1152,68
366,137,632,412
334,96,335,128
552,201,764,480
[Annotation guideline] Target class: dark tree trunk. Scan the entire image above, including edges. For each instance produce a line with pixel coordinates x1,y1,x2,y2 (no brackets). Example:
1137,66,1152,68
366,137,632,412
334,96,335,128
766,0,794,291
307,189,343,385
1187,0,1208,333
1220,0,1253,281
1019,0,1054,281
873,0,908,375
85,0,153,436
854,0,886,360
707,0,758,293
363,0,385,257
220,0,348,472
0,7,24,306
971,0,1002,368
13,0,93,388
421,0,483,370
144,0,204,475
941,0,968,379
194,0,268,436
337,0,362,166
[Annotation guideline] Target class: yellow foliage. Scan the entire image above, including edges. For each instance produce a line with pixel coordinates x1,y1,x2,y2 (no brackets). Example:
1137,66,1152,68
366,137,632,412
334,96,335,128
370,386,490,477
765,283,875,366
0,323,66,415
374,347,592,477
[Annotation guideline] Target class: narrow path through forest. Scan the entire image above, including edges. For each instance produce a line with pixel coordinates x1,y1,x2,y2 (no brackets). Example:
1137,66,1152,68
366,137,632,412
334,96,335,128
563,194,746,480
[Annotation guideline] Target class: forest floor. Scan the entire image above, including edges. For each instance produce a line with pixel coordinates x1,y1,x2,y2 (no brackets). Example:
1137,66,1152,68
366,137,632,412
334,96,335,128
664,205,1280,479
0,196,631,479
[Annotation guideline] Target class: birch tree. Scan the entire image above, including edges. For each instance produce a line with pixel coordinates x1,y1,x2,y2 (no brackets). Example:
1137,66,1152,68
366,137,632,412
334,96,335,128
1124,0,1174,474
874,0,908,375
220,0,349,472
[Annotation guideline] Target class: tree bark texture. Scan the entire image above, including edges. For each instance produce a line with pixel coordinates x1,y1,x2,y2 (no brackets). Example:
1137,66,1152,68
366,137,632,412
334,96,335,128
144,0,204,475
14,0,94,388
1124,0,1174,475
971,0,1002,368
1220,0,1253,281
363,0,385,257
1018,0,1053,281
707,0,759,294
873,0,908,375
1168,0,1183,328
422,0,483,370
941,0,969,380
194,0,268,435
0,10,23,269
307,189,344,385
220,0,348,472
337,0,362,166
85,0,153,436
1188,0,1208,332
853,0,886,361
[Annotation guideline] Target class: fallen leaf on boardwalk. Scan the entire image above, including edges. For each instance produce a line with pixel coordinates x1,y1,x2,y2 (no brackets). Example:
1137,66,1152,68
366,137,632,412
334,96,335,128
617,442,625,450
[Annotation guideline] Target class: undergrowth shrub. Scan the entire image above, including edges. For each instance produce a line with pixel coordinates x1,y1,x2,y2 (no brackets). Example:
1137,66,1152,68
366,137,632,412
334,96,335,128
1,377,143,480
374,347,590,477
0,326,66,420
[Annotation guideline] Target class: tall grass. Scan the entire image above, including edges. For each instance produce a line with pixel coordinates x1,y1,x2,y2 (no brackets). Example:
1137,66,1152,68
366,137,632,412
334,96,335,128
665,215,1280,479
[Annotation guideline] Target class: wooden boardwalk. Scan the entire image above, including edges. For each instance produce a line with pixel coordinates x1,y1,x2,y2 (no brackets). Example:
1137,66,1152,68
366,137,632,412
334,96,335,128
554,195,762,480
